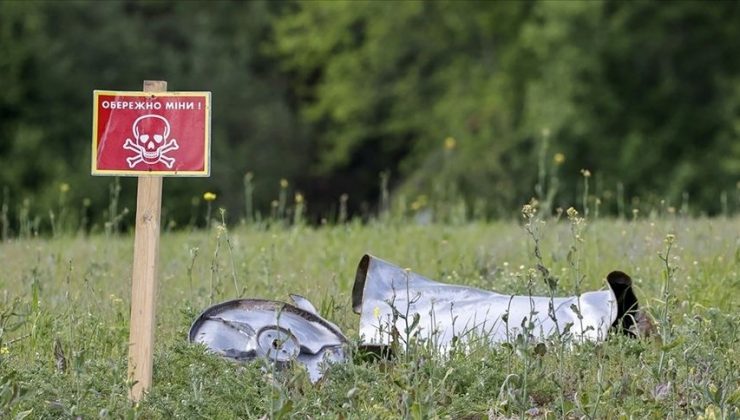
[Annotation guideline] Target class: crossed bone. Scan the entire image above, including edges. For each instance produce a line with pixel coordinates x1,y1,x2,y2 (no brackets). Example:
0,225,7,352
123,138,179,169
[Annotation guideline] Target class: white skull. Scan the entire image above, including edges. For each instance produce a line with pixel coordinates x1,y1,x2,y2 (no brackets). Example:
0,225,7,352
132,115,171,164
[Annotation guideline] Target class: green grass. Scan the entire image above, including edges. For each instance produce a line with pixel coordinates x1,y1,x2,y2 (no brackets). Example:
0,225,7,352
0,216,738,418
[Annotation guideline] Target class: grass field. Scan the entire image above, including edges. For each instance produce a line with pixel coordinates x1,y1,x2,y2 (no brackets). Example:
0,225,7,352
0,214,738,418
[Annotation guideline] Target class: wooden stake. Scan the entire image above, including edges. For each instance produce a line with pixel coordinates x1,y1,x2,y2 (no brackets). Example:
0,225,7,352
128,80,166,401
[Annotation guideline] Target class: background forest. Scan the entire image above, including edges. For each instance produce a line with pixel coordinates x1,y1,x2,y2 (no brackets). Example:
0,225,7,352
1,0,739,232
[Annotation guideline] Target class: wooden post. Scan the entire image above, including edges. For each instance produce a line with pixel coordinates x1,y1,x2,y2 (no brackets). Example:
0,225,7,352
128,80,166,401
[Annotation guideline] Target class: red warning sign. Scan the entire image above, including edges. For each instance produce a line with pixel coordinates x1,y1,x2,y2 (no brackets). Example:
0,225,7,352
92,90,211,176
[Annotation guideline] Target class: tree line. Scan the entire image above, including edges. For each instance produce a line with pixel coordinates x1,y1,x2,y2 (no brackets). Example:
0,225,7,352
0,0,738,233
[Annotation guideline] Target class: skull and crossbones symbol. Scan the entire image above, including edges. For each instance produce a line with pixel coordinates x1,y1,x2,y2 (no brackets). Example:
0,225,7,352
123,114,179,168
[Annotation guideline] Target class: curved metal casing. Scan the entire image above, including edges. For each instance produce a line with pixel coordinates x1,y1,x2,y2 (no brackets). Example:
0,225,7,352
352,254,620,350
189,297,347,382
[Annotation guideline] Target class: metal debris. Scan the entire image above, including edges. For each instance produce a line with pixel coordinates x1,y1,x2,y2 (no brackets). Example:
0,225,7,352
191,254,639,380
189,296,347,382
352,254,623,350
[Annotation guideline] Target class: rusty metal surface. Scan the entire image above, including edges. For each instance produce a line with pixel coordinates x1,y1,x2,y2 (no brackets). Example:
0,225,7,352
189,296,347,382
352,254,619,350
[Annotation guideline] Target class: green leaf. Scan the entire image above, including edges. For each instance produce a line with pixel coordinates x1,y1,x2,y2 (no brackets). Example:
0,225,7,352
660,337,684,352
15,409,33,420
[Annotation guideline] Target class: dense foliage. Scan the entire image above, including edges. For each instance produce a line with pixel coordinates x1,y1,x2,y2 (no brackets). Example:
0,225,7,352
1,0,738,232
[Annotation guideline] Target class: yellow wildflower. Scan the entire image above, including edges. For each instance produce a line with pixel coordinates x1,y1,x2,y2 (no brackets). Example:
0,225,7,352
580,169,591,178
553,153,565,165
203,192,217,202
410,194,428,211
444,137,456,150
280,179,289,189
0,347,8,355
295,193,304,204
60,183,70,193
